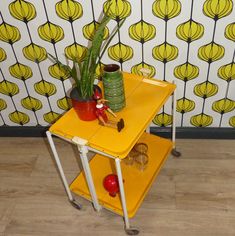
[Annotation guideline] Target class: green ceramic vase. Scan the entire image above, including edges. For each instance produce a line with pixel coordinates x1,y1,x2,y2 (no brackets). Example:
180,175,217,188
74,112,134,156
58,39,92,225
102,64,126,112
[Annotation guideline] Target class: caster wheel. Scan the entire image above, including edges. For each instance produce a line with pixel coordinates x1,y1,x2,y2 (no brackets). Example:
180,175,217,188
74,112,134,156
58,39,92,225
125,228,139,235
70,200,82,210
171,148,181,157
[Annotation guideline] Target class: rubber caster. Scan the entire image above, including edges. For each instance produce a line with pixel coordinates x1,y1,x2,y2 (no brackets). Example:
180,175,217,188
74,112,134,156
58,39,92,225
70,200,82,210
125,227,139,235
171,148,181,157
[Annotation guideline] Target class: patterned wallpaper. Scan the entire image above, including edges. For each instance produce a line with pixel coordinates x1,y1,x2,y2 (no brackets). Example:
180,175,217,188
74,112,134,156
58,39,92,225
0,0,234,128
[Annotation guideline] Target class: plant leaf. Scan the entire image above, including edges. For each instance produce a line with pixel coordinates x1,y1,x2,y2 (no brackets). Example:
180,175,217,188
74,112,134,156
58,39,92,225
47,53,72,73
71,61,81,91
80,13,111,97
99,18,126,61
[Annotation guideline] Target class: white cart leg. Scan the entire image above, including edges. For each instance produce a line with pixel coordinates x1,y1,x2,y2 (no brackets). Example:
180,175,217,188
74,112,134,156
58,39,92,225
46,131,82,209
171,81,181,157
78,145,102,212
115,158,139,235
146,126,150,133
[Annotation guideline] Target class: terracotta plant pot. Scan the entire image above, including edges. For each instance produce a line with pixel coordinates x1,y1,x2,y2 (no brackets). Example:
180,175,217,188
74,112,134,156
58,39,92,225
70,87,97,121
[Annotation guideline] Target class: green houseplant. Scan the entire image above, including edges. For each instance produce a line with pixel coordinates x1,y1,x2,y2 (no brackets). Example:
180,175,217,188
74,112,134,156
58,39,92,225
48,10,125,121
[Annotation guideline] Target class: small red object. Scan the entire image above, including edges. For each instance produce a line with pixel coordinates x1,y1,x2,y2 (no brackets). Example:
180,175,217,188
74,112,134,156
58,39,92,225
103,174,119,197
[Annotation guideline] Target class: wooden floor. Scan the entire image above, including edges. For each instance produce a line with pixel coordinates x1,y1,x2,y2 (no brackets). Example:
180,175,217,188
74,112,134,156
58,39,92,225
0,137,235,236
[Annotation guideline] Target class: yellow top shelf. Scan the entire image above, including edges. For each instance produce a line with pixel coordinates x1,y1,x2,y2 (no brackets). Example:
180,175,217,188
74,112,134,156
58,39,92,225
49,72,176,159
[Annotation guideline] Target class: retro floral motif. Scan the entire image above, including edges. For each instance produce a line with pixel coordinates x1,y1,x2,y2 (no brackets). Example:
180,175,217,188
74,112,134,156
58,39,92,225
108,43,133,63
190,113,213,127
229,117,235,127
153,112,172,127
21,96,42,111
104,0,131,21
48,64,70,81
131,63,156,78
0,1,234,127
174,0,204,127
152,0,181,126
152,0,181,21
177,98,195,114
0,81,19,96
0,99,7,111
174,62,199,81
193,0,233,127
38,22,64,44
217,62,235,126
129,20,156,43
198,42,225,63
9,0,36,23
64,43,87,61
57,97,71,111
129,1,156,78
34,80,57,97
0,48,7,62
55,0,82,22
194,81,218,98
9,63,33,81
0,22,21,44
83,21,109,41
212,98,235,114
176,20,204,43
103,0,131,69
218,63,235,82
9,111,29,125
43,111,60,124
225,22,235,42
153,42,178,63
203,0,233,20
23,43,47,63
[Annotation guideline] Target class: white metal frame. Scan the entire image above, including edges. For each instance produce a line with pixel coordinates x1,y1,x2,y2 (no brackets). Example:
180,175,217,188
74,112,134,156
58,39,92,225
46,131,102,211
46,129,135,231
46,81,177,235
115,158,130,229
172,80,176,148
46,131,75,202
76,144,102,211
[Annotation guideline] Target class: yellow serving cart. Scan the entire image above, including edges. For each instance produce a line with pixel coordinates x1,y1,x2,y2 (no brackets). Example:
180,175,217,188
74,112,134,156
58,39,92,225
46,72,180,235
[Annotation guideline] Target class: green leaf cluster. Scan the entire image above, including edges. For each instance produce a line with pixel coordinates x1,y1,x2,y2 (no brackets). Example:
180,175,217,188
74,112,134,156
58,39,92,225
48,8,125,99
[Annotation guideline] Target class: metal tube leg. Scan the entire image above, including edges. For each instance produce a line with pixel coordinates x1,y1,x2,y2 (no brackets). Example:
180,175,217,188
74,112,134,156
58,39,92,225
172,81,176,148
146,125,150,133
171,81,181,157
115,159,139,235
115,159,129,228
46,131,82,209
78,145,102,212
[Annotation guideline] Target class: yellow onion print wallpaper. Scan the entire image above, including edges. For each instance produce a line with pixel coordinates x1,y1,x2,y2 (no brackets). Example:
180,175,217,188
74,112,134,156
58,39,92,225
0,0,234,127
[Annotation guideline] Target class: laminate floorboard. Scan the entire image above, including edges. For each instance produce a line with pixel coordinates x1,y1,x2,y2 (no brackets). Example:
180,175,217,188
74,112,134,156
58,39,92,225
0,137,235,236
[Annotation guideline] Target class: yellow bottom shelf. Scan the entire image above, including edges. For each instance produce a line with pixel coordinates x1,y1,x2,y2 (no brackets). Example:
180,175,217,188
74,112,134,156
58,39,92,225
70,132,173,218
